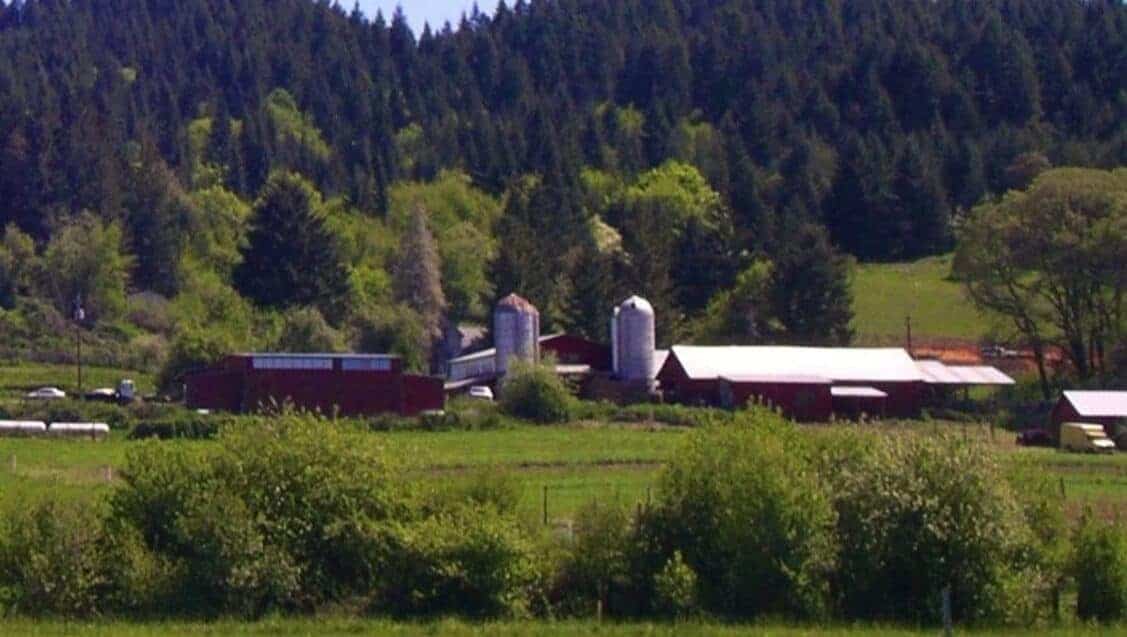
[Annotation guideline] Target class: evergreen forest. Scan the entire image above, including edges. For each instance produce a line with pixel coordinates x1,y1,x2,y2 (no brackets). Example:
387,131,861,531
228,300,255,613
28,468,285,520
0,0,1124,376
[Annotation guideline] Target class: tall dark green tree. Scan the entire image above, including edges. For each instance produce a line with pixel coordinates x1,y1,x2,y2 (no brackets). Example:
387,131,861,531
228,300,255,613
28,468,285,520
234,171,349,321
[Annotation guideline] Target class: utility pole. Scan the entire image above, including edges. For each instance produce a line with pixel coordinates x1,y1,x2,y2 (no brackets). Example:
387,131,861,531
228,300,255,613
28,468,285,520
73,296,85,394
905,315,913,357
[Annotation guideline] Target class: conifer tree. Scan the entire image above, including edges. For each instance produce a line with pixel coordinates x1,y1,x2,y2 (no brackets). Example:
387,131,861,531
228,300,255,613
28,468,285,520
234,171,349,320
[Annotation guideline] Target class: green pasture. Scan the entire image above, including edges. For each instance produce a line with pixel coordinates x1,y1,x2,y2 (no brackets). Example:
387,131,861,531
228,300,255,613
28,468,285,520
0,362,154,399
851,255,987,342
0,617,1122,636
5,419,1127,523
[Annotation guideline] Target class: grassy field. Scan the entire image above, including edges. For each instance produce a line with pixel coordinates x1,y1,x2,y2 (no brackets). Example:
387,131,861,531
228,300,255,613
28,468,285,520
0,618,1124,636
0,361,154,399
852,255,988,343
5,420,1127,522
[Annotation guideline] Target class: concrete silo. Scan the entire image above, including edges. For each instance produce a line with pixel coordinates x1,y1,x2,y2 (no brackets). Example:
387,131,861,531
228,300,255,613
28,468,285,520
494,293,540,376
614,295,656,387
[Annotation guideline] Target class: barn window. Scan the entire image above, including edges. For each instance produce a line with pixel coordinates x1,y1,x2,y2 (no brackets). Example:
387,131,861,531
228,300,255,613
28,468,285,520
342,358,392,372
253,356,333,370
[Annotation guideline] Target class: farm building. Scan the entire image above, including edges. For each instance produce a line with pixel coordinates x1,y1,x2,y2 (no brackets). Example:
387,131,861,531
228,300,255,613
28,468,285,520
445,333,612,392
184,353,444,417
658,346,1015,420
1051,391,1127,440
658,345,928,418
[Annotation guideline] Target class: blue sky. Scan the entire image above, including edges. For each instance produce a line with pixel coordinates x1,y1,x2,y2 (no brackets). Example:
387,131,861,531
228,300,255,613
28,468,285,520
355,1,500,32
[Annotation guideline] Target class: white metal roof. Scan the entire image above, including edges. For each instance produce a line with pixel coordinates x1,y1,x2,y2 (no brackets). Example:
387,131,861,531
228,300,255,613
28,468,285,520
653,350,669,377
669,346,926,383
1063,391,1127,417
916,360,1015,385
831,386,889,398
448,334,566,365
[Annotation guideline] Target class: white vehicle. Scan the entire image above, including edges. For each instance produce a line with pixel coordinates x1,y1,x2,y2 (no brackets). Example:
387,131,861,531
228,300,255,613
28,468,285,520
1060,422,1116,454
468,385,494,401
25,387,66,400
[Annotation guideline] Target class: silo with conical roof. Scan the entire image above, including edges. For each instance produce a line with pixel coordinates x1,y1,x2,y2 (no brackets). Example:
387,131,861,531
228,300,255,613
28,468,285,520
494,293,540,376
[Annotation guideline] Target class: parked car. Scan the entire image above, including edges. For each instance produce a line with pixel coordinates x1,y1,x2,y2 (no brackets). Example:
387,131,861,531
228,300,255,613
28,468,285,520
981,344,1020,359
1016,428,1053,447
84,388,118,402
25,386,66,400
468,385,494,401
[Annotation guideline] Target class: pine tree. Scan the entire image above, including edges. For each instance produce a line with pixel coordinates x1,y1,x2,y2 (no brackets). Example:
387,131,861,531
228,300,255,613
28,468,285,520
233,171,349,320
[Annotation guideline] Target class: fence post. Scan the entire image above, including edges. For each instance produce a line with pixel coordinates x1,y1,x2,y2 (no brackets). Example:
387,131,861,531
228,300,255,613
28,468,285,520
8,454,14,472
542,485,548,525
1059,477,1066,499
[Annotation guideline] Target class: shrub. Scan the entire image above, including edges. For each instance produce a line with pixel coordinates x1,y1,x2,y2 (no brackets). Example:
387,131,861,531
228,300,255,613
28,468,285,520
653,550,699,618
275,306,345,352
110,413,414,615
128,412,240,440
638,412,836,619
382,504,535,618
157,328,236,395
499,359,574,424
1073,514,1127,623
0,500,109,617
551,501,637,617
820,432,1050,625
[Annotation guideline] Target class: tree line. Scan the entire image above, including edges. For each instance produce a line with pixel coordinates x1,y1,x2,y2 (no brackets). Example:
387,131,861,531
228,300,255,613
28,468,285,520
0,0,1123,374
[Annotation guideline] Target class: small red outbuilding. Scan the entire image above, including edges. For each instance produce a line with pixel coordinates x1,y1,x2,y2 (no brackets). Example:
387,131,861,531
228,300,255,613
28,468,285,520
1050,391,1127,440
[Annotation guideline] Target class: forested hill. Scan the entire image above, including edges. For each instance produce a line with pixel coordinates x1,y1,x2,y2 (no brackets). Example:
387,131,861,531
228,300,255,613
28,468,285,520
0,0,1124,255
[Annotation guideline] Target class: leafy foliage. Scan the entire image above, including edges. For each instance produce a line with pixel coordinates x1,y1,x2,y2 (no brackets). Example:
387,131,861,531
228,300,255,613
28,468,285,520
499,359,575,424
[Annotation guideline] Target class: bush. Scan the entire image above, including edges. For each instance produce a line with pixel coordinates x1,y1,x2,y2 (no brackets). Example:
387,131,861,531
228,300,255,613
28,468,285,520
1073,514,1127,623
638,412,836,619
499,359,575,424
550,500,638,617
382,504,536,618
819,431,1052,625
157,328,236,395
110,413,416,615
275,306,345,352
0,500,109,617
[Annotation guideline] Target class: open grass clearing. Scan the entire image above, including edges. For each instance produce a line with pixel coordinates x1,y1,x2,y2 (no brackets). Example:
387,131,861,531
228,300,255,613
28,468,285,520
0,362,154,399
851,254,987,343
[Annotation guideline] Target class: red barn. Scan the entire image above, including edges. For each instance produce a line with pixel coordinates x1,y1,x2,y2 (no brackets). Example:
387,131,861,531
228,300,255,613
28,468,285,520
184,353,444,417
658,345,927,420
1050,391,1127,440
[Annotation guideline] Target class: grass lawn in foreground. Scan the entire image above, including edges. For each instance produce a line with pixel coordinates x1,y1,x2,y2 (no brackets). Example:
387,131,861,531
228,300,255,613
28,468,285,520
851,254,987,343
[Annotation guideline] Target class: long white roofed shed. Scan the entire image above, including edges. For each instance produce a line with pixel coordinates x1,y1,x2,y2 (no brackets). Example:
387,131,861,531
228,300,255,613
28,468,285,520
657,345,929,418
665,345,926,382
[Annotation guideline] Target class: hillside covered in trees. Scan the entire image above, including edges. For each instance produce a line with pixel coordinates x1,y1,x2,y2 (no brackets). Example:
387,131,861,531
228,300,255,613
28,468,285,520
0,0,1124,375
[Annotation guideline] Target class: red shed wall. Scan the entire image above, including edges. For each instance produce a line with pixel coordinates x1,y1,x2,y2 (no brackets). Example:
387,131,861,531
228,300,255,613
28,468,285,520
656,354,719,406
541,335,612,371
834,381,923,418
334,370,404,416
401,375,445,416
725,381,832,422
185,370,244,412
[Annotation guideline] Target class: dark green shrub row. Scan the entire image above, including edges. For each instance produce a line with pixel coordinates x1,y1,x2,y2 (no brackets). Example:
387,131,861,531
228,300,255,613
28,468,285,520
1,414,535,619
3,409,1123,626
128,413,245,440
